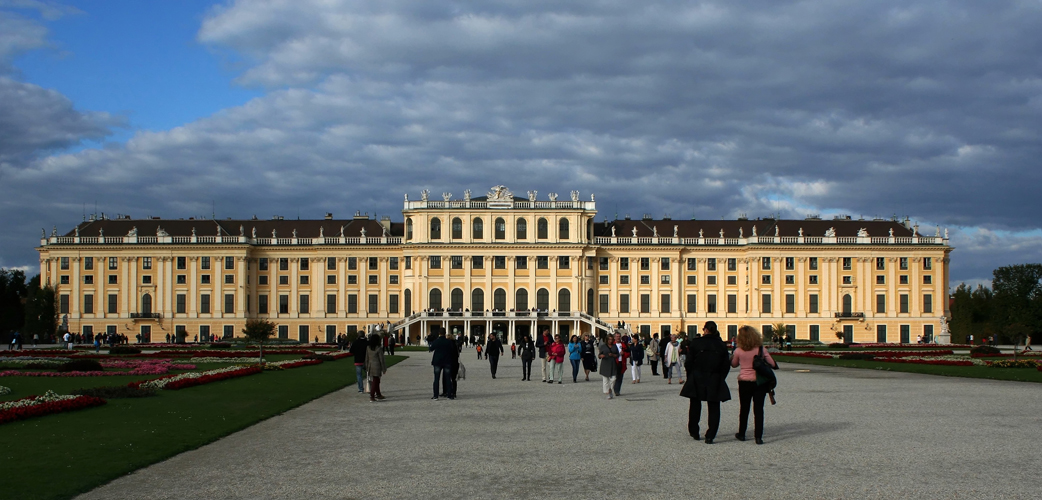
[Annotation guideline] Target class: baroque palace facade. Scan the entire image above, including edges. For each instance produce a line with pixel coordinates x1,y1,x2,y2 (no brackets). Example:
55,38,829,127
37,186,952,345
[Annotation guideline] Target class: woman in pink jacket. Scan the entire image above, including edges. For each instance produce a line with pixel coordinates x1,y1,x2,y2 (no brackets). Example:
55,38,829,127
548,334,567,384
730,325,777,445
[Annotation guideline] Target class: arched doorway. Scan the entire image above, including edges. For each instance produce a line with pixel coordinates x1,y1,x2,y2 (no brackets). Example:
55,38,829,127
141,293,152,315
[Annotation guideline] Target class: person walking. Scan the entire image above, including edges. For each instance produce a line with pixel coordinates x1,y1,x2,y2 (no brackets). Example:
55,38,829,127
598,333,620,400
680,321,730,443
664,334,682,384
658,332,670,379
547,334,566,384
486,333,504,379
365,333,387,402
580,333,597,381
731,325,778,445
612,335,630,397
519,335,535,381
629,335,644,383
447,333,461,400
511,342,517,359
567,335,582,383
430,331,455,400
536,329,551,382
32,333,38,347
350,333,369,393
476,343,483,360
646,333,660,376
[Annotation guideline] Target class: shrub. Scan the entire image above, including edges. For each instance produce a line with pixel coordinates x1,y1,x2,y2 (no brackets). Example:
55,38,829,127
109,346,142,355
828,343,851,348
988,359,1039,369
838,353,875,360
970,345,1001,355
71,385,156,398
56,359,104,372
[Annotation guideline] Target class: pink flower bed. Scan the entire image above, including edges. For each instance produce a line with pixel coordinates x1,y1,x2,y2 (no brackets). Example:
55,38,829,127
875,358,975,367
274,359,323,369
866,350,954,358
0,360,196,377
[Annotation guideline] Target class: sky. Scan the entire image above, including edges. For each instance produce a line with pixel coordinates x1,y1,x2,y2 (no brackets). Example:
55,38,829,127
2,0,1042,289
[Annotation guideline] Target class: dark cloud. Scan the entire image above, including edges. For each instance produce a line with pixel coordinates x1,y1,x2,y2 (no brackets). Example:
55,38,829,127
3,0,1042,284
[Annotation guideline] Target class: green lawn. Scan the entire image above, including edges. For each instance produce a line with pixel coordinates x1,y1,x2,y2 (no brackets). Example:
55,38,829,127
0,355,404,500
773,354,1042,383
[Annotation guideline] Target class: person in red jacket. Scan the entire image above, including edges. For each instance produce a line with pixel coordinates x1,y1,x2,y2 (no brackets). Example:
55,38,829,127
612,334,630,397
548,334,567,384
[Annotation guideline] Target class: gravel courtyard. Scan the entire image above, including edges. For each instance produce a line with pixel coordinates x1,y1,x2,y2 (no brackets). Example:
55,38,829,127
79,351,1042,499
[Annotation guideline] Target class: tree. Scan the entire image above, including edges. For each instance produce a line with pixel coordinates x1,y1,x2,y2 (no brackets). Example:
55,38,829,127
992,264,1042,351
242,319,276,363
950,283,995,344
22,275,57,342
772,322,790,345
0,269,28,342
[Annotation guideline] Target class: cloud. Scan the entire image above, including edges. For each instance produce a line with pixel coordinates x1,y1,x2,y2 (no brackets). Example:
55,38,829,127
4,0,1042,286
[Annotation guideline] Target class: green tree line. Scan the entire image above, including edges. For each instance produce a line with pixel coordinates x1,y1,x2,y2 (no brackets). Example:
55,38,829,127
0,269,58,343
950,263,1042,345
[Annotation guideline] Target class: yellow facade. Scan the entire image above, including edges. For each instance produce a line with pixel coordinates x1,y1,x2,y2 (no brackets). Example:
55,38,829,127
37,187,952,345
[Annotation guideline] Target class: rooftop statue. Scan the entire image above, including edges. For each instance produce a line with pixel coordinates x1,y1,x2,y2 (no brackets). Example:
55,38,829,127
611,226,616,237
319,226,324,237
421,189,430,202
527,190,537,202
251,227,256,238
548,192,558,202
798,227,803,237
719,229,724,238
751,225,757,237
239,225,244,237
857,228,869,238
487,185,513,201
272,229,277,238
739,227,743,238
699,229,703,238
824,227,836,237
632,226,638,237
889,228,894,237
360,227,367,238
191,227,196,237
74,228,79,237
775,226,779,237
99,228,104,237
442,192,452,202
464,189,471,201
653,226,658,237
673,225,678,238
157,226,169,237
292,229,297,238
127,226,138,237
570,190,580,202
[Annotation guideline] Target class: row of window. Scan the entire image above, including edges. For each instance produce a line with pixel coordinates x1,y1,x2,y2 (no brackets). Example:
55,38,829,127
594,292,935,315
409,217,571,241
595,256,934,272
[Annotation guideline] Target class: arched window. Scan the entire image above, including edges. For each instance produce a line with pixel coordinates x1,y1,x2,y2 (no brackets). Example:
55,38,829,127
430,218,441,240
493,288,507,311
516,288,529,310
404,289,412,316
537,218,548,239
141,293,152,314
406,218,413,241
558,289,571,312
559,218,569,240
516,218,527,240
495,218,506,240
587,288,595,315
429,289,443,310
842,294,852,315
536,288,549,310
473,217,483,239
451,288,464,310
451,217,463,239
472,288,484,311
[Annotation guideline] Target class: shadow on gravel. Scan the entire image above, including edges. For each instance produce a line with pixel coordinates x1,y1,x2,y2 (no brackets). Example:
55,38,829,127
769,421,854,441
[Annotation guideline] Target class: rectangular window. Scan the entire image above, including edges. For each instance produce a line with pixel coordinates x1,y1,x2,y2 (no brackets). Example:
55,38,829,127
368,275,378,285
515,256,528,269
785,294,795,314
142,275,151,285
200,294,211,314
761,294,772,314
923,294,933,314
364,257,374,271
300,258,310,271
59,294,70,314
225,256,234,270
348,294,358,314
727,294,737,313
761,275,771,285
201,274,211,285
599,275,609,284
388,257,398,270
83,294,93,314
142,257,152,270
785,275,794,284
201,256,210,270
279,258,289,271
687,294,697,313
707,275,717,285
299,275,309,285
876,257,885,270
923,275,932,284
83,275,93,284
727,275,737,285
900,294,909,313
619,258,629,270
558,256,570,269
620,275,630,285
279,275,288,285
224,325,234,339
600,257,609,270
494,256,506,269
660,275,670,284
727,325,738,340
390,275,399,284
177,256,187,270
83,257,94,270
429,256,441,269
258,294,268,314
809,294,819,313
842,257,852,270
347,257,357,270
640,294,650,313
599,294,609,314
901,325,910,343
876,294,886,313
707,294,717,313
327,294,336,313
660,257,670,270
327,257,336,270
278,325,288,339
537,256,549,269
923,257,932,270
842,276,852,284
809,257,818,270
259,258,269,271
368,294,378,313
640,275,650,285
900,257,908,270
687,275,697,285
687,258,697,270
619,294,630,313
404,256,412,269
299,295,309,314
326,274,336,285
451,256,464,269
107,294,117,314
299,325,309,343
225,274,234,284
809,325,820,342
347,275,357,285
471,256,483,269
108,257,118,270
389,294,399,314
876,275,885,285
809,275,818,285
279,294,289,314
108,275,118,285
176,294,186,313
706,258,716,271
762,257,771,270
785,257,794,270
660,294,670,313
225,294,234,313
876,324,887,343
727,258,737,271
640,258,650,270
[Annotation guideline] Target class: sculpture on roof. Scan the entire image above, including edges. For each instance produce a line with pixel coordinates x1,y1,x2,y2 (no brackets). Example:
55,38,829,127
857,228,869,238
889,228,894,238
775,226,779,237
464,189,471,202
41,228,45,238
74,227,79,237
935,225,941,237
251,227,256,238
272,229,277,238
292,229,297,238
673,225,678,238
944,228,948,239
798,227,803,237
632,226,638,237
239,225,244,237
51,226,57,237
382,225,389,237
824,227,836,237
360,227,366,238
719,229,724,238
404,193,409,202
739,227,743,238
527,190,537,202
157,226,168,237
611,226,616,237
591,193,595,201
339,225,345,237
570,190,580,202
421,189,430,202
442,192,452,202
699,229,704,238
751,225,757,237
653,226,658,237
127,226,138,237
548,192,558,202
319,226,324,238
488,185,513,202
99,228,104,237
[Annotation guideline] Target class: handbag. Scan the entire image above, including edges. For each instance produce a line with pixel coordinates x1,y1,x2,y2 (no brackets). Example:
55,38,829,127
752,346,778,391
458,363,466,380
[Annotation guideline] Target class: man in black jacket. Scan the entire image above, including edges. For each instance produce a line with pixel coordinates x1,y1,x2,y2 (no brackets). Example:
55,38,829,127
349,333,369,393
535,329,550,382
680,321,731,443
486,333,505,378
658,331,670,379
429,330,456,400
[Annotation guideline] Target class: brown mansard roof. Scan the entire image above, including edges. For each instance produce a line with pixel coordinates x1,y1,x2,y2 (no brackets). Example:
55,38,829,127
594,218,916,239
65,218,402,238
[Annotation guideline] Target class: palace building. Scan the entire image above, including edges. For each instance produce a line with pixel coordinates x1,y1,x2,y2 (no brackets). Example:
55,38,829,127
36,186,952,345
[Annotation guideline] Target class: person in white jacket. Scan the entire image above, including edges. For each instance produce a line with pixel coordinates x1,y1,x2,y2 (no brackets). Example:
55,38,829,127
664,334,684,384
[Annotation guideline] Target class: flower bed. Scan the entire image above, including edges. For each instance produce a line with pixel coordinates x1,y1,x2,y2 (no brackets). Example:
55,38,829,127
776,352,982,366
131,365,262,391
875,358,975,367
268,359,322,370
0,360,196,377
0,391,106,425
0,350,79,358
970,352,1042,358
864,350,954,358
986,359,1040,368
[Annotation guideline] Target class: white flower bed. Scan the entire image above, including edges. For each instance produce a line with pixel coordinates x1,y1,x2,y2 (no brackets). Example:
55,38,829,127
138,365,253,390
0,390,76,411
187,357,264,364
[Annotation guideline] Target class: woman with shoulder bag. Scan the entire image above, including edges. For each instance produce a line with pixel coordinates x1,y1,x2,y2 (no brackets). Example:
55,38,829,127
730,325,778,444
519,335,535,381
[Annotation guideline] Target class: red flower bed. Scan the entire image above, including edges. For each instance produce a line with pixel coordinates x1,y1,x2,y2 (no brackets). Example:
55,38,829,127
774,352,833,359
276,359,323,369
0,395,106,425
867,350,954,358
875,358,974,367
0,350,79,358
162,366,263,390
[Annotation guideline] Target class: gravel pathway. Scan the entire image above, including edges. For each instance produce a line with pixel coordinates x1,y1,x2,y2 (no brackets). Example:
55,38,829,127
78,351,1042,499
